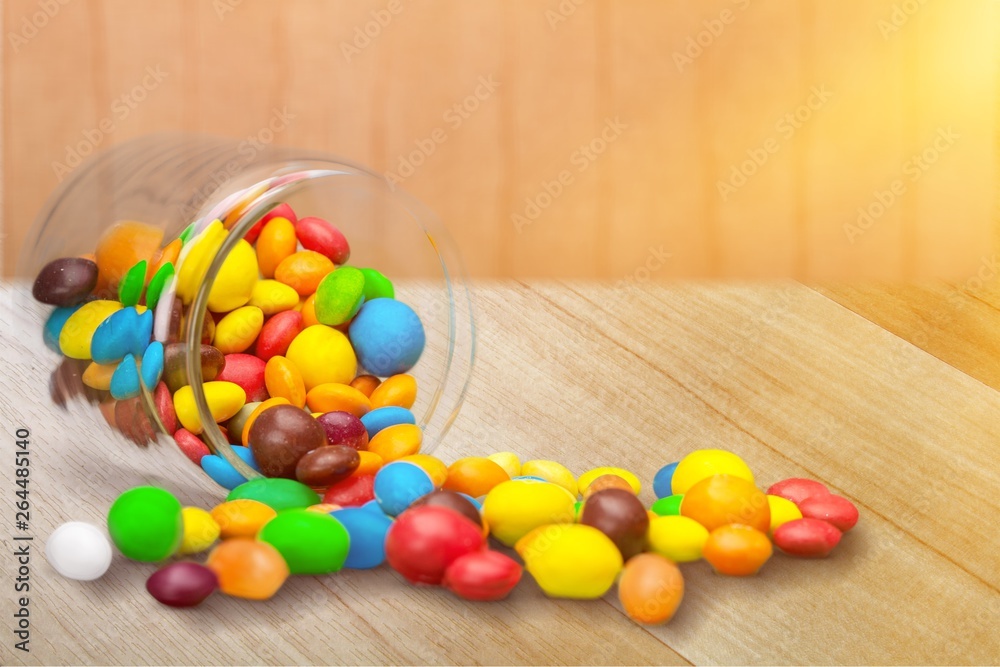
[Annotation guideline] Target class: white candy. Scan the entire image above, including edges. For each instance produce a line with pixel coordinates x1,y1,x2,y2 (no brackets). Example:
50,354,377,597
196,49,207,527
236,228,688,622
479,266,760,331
45,522,113,581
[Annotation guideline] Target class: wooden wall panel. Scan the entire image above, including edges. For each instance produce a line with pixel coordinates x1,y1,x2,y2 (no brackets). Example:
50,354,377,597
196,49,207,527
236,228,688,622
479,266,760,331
2,0,996,279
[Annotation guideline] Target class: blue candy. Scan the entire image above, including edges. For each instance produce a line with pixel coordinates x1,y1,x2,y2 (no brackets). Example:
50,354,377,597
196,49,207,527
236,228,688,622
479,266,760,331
110,354,141,400
201,446,260,490
360,406,416,439
374,461,435,517
140,341,164,390
348,299,426,376
653,462,679,499
131,309,154,358
43,305,81,353
91,307,138,364
361,499,388,515
331,507,392,569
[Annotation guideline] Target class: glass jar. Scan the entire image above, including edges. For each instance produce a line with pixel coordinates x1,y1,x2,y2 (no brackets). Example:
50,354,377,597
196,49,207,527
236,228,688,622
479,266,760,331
19,133,475,482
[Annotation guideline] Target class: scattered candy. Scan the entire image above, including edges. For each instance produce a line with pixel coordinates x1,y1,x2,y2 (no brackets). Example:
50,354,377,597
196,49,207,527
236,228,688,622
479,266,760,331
332,507,393,569
374,461,436,516
579,488,649,560
702,524,773,576
650,494,684,516
773,518,842,558
226,477,320,511
107,486,183,562
444,457,511,498
45,522,113,581
647,515,709,563
386,505,485,585
766,494,803,534
146,562,219,607
482,480,576,547
671,449,755,495
211,499,277,539
257,509,350,574
766,477,829,505
652,462,678,499
516,524,623,599
205,538,289,600
680,474,770,533
442,550,523,601
177,507,221,555
618,553,684,625
797,494,859,533
577,467,641,495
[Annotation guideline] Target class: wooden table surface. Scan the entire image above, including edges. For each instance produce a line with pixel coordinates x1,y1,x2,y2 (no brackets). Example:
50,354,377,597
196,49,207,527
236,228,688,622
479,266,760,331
1,280,998,666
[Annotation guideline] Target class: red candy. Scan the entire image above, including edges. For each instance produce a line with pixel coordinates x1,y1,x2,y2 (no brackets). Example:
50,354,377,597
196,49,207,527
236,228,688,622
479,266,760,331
316,411,369,450
295,216,350,265
773,518,842,558
442,550,522,601
385,505,486,585
154,382,178,434
322,474,375,506
798,494,859,532
216,354,267,402
255,310,303,362
174,428,211,465
244,203,298,245
767,478,830,505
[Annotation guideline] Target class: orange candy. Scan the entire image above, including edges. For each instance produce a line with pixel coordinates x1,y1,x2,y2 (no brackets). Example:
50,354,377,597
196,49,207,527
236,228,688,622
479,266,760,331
702,524,773,576
210,499,277,539
241,397,292,446
680,474,770,533
367,424,422,462
353,450,385,476
444,457,511,498
618,553,685,625
274,250,335,296
350,374,381,398
256,217,296,279
94,220,164,294
369,374,417,409
300,293,320,327
583,474,635,498
148,238,182,281
305,383,372,418
264,356,306,408
205,538,289,600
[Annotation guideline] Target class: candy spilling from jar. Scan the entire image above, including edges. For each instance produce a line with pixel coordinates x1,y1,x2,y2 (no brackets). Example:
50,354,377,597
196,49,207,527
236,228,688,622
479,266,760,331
45,448,859,625
33,202,426,489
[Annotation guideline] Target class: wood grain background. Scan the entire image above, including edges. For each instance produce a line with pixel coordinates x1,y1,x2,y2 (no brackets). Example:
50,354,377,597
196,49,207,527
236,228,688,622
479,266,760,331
1,0,997,279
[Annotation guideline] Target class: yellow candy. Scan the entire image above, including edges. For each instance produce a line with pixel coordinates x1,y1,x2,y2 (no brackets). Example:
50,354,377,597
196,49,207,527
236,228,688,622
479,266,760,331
305,383,371,417
398,454,448,488
174,381,247,434
286,325,357,390
214,306,264,354
516,523,623,599
210,499,277,539
487,452,522,479
177,507,221,555
175,220,227,304
59,300,122,359
206,239,258,313
264,356,307,408
306,503,342,514
577,467,641,495
647,515,709,563
767,494,803,534
367,424,422,462
82,361,116,390
671,449,754,495
521,460,578,497
369,374,417,410
248,279,300,315
482,480,576,547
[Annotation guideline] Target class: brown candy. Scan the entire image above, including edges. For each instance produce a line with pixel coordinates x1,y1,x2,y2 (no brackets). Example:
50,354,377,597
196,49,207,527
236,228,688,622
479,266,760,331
32,257,99,306
295,445,360,487
248,404,326,479
162,343,225,393
579,488,649,560
409,490,482,529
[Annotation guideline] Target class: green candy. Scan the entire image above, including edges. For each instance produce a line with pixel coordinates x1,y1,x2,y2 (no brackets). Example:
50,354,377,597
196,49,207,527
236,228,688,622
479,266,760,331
573,500,583,521
359,267,395,301
178,223,196,244
145,262,174,310
314,267,366,326
257,509,350,574
118,260,147,307
651,494,684,517
227,478,319,512
107,486,183,562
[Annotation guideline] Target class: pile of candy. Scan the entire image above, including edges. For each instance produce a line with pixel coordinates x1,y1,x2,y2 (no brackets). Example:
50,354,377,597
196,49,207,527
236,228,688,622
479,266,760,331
44,448,859,624
33,202,426,490
33,203,860,625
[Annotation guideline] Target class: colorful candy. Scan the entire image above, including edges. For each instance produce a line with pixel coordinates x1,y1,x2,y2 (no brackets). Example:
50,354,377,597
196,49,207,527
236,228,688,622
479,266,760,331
286,325,357,389
773,518,842,558
332,507,393,569
177,507,221,555
316,410,370,449
32,257,99,306
248,404,326,478
444,457,510,498
442,550,523,601
385,505,485,585
767,477,830,505
680,474,771,533
205,538,289,600
647,515,709,563
107,486,183,562
481,480,576,547
348,299,426,376
516,524,623,599
579,488,649,560
374,461,436,516
367,423,423,462
295,216,350,265
226,477,320,511
146,562,219,607
618,554,684,625
702,524,773,576
296,445,360,487
257,509,350,574
314,266,366,325
671,449,755,495
798,494,859,532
